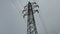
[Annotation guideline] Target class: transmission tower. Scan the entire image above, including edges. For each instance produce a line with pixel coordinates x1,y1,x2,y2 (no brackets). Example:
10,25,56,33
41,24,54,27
22,1,39,34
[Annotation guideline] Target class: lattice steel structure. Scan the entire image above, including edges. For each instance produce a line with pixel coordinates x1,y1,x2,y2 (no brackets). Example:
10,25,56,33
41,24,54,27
22,2,39,34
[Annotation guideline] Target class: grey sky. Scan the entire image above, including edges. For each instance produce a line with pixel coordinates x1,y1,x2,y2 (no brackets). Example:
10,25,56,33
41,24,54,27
0,0,60,34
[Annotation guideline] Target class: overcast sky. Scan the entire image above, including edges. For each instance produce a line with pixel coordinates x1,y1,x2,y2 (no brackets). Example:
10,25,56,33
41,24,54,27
0,0,60,34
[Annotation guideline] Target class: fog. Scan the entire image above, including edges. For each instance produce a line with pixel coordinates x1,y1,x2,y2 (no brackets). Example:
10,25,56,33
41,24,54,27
0,0,60,34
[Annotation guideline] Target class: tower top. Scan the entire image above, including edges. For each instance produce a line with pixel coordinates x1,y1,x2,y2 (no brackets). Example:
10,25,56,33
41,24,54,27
22,1,39,18
28,2,31,5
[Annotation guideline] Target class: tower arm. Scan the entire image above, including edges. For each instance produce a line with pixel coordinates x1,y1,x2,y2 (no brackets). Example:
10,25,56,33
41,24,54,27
24,4,28,9
31,2,36,5
32,5,39,9
22,8,28,13
33,10,39,14
23,12,28,18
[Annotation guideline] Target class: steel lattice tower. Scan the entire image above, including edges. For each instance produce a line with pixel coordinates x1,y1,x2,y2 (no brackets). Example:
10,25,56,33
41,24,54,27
22,2,39,34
